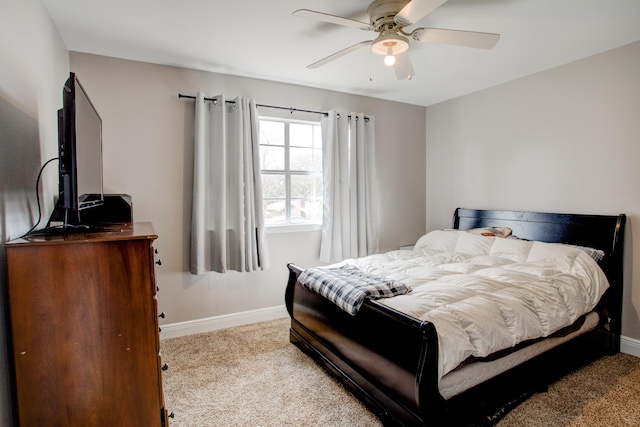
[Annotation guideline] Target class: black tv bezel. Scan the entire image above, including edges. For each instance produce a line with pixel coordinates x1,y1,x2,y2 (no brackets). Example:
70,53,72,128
58,72,104,212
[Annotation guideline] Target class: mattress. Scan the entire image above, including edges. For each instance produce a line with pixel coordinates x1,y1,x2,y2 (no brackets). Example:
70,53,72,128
439,310,599,398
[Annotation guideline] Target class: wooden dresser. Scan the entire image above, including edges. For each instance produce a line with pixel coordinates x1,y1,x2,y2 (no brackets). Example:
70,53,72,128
4,222,169,426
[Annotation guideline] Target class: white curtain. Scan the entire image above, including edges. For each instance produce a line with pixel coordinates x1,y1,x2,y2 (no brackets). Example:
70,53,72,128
191,92,269,274
319,111,379,263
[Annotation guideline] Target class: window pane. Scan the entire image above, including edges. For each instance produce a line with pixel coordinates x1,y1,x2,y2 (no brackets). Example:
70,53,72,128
290,147,321,171
311,173,323,198
264,199,287,224
313,125,321,146
290,123,313,148
260,145,285,170
291,173,322,224
291,174,322,198
261,174,285,199
260,120,284,145
290,198,322,224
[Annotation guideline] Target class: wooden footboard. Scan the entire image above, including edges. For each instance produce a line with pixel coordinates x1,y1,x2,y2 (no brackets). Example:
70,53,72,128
286,263,443,425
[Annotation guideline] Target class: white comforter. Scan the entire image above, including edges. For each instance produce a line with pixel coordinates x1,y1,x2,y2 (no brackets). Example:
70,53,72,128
336,230,609,380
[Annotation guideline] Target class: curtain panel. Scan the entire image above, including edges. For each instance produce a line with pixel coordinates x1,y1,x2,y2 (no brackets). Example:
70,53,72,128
191,92,269,274
320,111,379,263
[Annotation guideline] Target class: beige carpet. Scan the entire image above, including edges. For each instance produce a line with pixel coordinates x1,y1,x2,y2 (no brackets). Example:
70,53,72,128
162,317,640,426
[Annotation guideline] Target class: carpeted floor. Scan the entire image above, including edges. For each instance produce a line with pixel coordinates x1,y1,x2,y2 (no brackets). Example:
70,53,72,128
161,317,640,426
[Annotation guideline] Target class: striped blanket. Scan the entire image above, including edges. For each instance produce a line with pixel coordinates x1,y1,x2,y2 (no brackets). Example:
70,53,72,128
298,265,411,315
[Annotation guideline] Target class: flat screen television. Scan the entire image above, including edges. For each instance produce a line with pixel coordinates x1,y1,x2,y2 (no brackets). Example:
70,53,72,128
34,73,130,235
58,72,104,215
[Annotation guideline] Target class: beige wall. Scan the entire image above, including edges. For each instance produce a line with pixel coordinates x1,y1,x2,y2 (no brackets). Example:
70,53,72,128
1,0,70,424
69,52,427,324
426,41,640,341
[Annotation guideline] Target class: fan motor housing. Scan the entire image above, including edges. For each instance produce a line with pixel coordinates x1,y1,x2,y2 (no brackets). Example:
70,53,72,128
368,0,410,30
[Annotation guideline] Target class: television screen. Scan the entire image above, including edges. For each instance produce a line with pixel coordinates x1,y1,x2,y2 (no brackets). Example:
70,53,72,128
73,76,103,208
59,72,104,211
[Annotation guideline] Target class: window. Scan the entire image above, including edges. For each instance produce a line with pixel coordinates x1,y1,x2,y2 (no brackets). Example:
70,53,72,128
259,117,322,227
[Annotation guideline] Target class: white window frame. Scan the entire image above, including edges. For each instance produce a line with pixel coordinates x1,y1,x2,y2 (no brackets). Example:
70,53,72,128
259,116,322,233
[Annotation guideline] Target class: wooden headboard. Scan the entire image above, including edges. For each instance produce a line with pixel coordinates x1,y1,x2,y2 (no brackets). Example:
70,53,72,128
452,208,626,352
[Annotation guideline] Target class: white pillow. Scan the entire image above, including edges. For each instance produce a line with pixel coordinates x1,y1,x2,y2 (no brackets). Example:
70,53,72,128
454,231,493,256
526,241,580,269
489,237,533,262
414,230,458,252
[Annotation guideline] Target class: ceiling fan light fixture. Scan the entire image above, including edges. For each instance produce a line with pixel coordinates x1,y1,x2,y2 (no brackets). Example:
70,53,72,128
371,32,409,66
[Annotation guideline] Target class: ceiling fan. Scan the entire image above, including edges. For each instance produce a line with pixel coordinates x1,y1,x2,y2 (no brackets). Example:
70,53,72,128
293,0,500,80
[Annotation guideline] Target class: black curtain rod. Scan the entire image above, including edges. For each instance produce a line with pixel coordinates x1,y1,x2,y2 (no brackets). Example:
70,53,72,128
178,94,328,116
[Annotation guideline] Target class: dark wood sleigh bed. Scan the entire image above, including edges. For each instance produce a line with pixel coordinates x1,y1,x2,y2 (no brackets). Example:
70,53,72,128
285,208,626,426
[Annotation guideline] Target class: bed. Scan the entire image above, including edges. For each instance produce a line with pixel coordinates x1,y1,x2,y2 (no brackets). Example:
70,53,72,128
285,208,626,426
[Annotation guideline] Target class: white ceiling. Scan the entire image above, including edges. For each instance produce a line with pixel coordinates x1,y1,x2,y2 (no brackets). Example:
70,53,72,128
41,0,640,107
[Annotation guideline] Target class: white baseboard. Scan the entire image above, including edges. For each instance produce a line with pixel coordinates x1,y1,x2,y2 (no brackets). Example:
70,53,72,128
621,335,640,358
160,308,640,359
160,305,289,340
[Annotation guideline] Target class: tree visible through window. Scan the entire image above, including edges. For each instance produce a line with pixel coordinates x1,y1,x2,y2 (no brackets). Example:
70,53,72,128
259,118,322,226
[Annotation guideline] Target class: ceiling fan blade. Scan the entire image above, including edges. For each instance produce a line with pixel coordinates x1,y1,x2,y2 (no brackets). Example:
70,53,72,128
393,52,415,80
293,9,374,31
412,28,500,49
307,41,372,69
395,0,449,26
